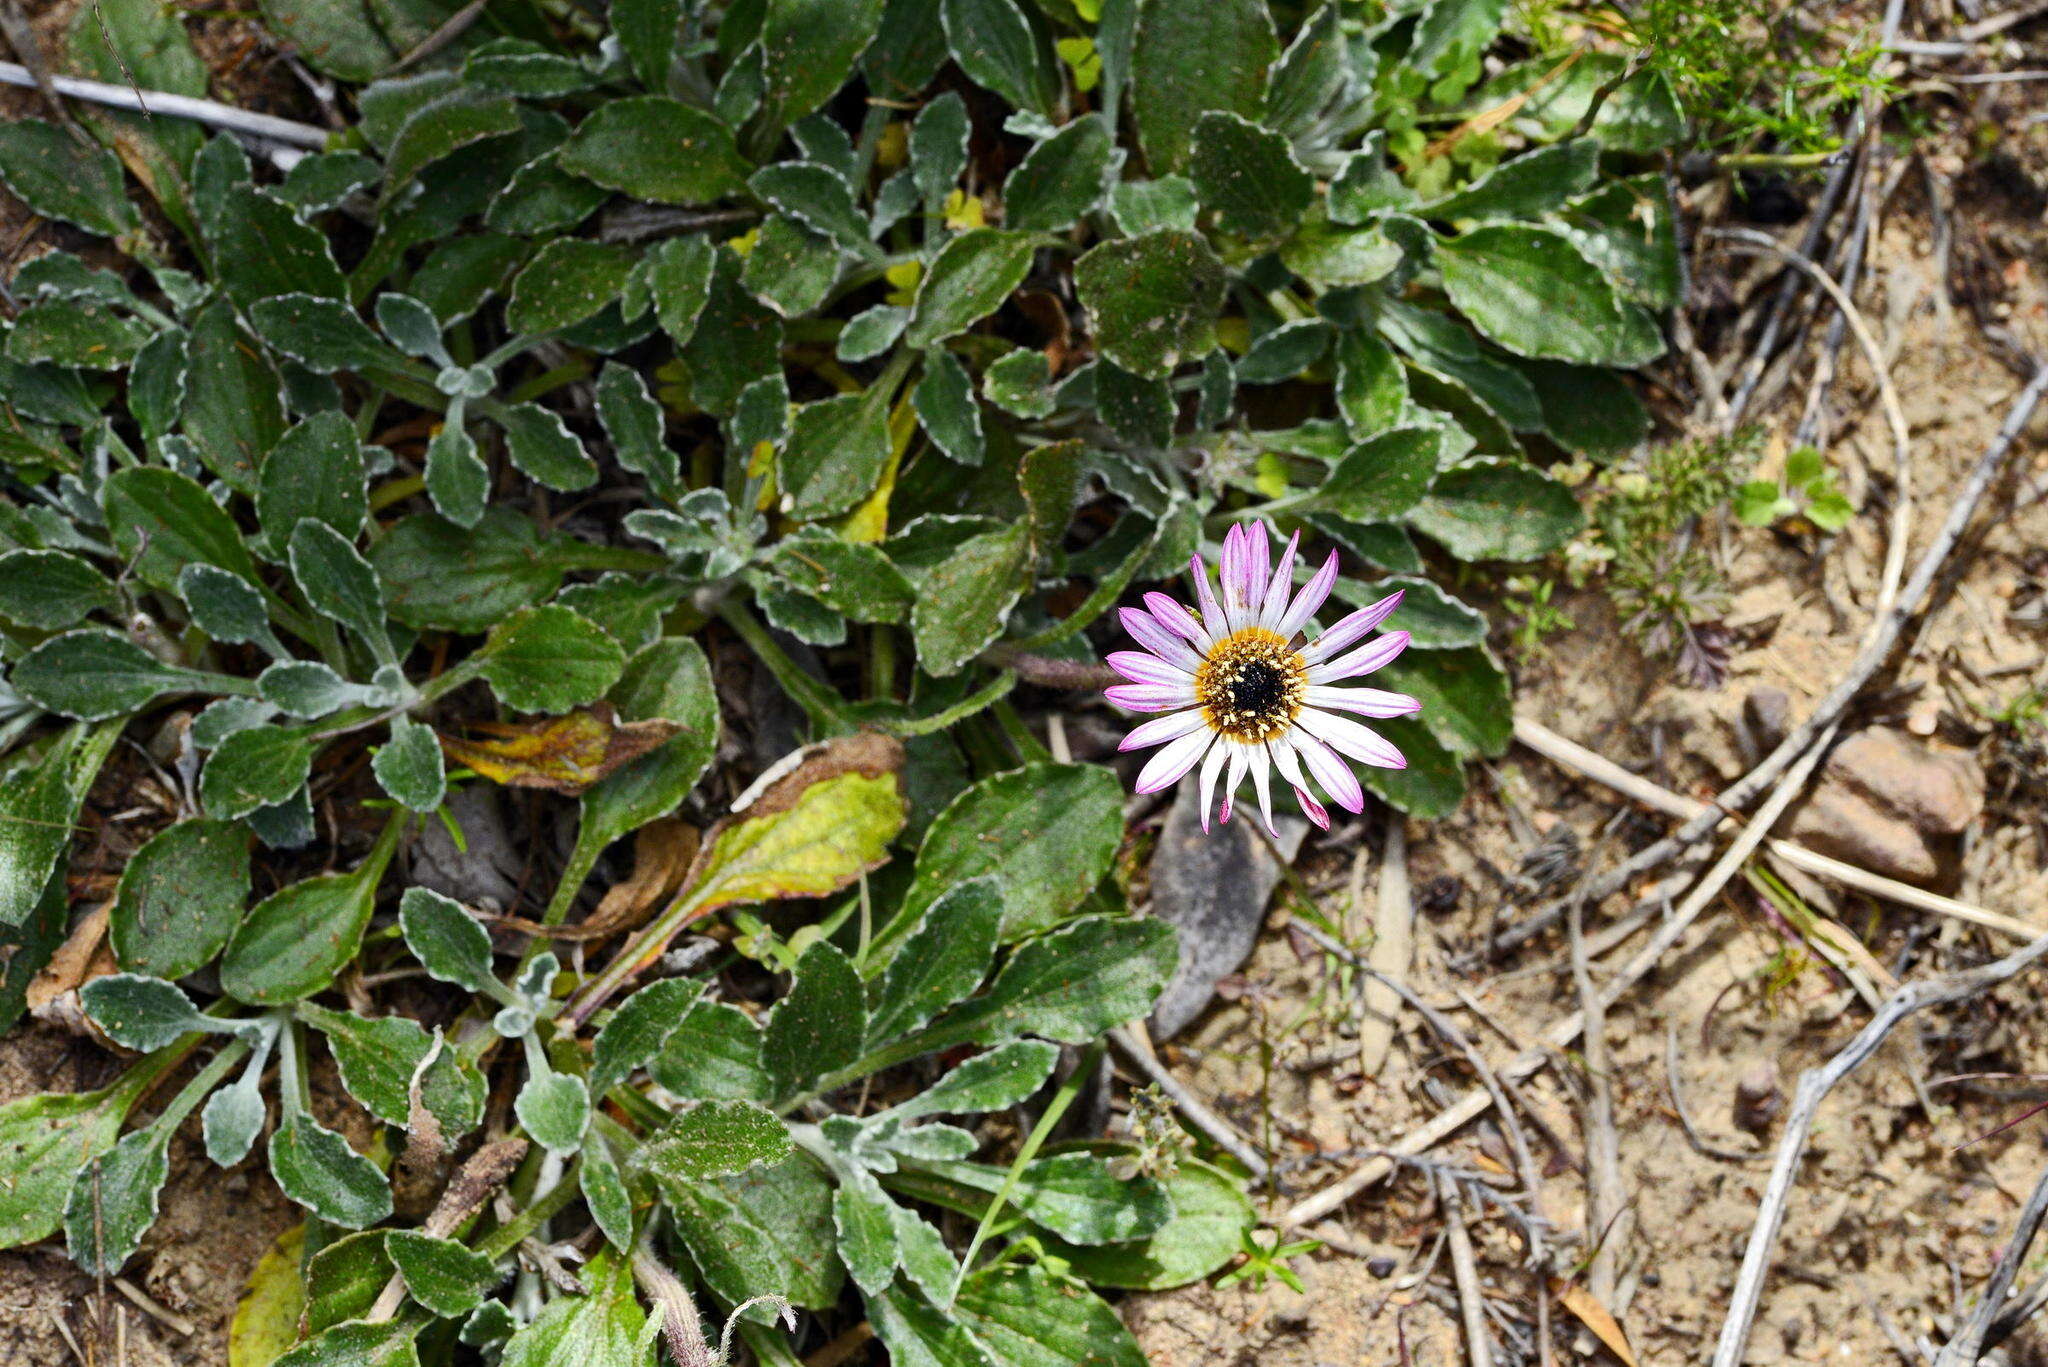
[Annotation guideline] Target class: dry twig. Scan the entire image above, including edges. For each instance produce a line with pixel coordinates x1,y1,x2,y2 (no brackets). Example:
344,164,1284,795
1934,1161,2048,1365
1357,821,1412,1077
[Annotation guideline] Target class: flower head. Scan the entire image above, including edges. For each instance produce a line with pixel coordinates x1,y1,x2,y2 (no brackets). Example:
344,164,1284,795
1106,521,1420,833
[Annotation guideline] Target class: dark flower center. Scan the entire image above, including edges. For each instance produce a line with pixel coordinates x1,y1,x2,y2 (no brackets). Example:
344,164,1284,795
1195,628,1305,742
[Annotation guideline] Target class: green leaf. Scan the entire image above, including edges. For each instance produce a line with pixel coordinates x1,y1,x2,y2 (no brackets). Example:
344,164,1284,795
640,1100,793,1180
1407,459,1586,561
515,1070,590,1156
1128,0,1277,173
386,1230,500,1318
781,389,891,520
289,520,393,661
374,718,446,813
1106,175,1198,234
840,303,910,362
1074,229,1225,380
634,235,717,347
870,1283,994,1367
399,887,496,993
910,92,970,207
867,878,1002,1043
501,1248,645,1367
1438,224,1663,367
248,294,401,375
1358,716,1465,818
651,1000,772,1101
1188,111,1312,242
910,523,1031,676
685,763,904,921
906,228,1035,350
0,726,105,931
269,1112,392,1228
768,533,915,623
201,725,314,820
832,1167,901,1296
372,508,592,634
904,915,1177,1059
764,940,866,1098
890,1039,1057,1119
678,249,785,415
507,239,636,335
591,977,707,1095
983,349,1055,419
955,1264,1148,1367
302,1227,393,1334
202,1069,266,1167
1300,427,1441,522
479,605,625,713
901,764,1121,942
254,413,369,560
0,1076,147,1248
582,1130,635,1251
914,347,985,465
272,1319,421,1367
382,93,523,199
221,850,393,1005
110,819,250,979
498,401,599,492
742,211,840,317
1263,1,1346,137
1038,1154,1252,1288
181,300,285,493
78,974,210,1052
64,1122,173,1275
758,0,887,134
660,1153,845,1313
615,0,680,86
257,662,376,720
559,96,748,204
103,466,258,592
4,297,151,370
931,1151,1169,1243
1343,575,1486,650
1519,358,1649,460
1426,139,1598,220
1235,320,1332,385
596,362,680,500
10,631,221,721
298,1003,441,1128
752,161,873,253
942,0,1059,116
1375,646,1511,759
1280,217,1405,289
0,119,137,237
1095,362,1173,447
569,635,721,876
1558,174,1681,309
212,185,346,309
1004,115,1115,233
0,549,118,630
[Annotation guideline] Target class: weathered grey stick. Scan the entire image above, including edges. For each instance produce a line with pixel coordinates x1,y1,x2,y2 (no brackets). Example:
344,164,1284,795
0,59,331,148
1934,1161,2048,1365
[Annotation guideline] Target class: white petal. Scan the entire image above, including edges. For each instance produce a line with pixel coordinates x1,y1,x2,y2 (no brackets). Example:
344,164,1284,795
1286,729,1363,812
1107,650,1193,687
1120,608,1204,672
1273,550,1339,641
1219,745,1250,825
1190,552,1232,638
1257,530,1301,631
1145,592,1212,650
1119,708,1209,752
1270,737,1331,830
1105,683,1197,712
1197,739,1231,832
1247,744,1278,835
1306,630,1410,684
1295,707,1406,769
1302,591,1405,664
1305,685,1423,718
1134,728,1213,793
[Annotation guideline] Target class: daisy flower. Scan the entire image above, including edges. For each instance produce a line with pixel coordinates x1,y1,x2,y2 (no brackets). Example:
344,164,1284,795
1106,521,1420,833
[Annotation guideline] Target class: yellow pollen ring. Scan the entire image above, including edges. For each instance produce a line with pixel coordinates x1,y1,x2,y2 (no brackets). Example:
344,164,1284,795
1194,626,1307,743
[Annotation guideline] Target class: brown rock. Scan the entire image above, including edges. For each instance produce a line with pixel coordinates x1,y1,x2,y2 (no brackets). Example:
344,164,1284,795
1783,727,1984,889
1733,1061,1783,1134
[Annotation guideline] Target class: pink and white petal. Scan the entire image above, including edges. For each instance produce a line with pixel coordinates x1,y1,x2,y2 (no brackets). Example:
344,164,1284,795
1197,738,1231,832
1144,592,1212,650
1307,630,1411,683
1266,741,1329,830
1219,745,1250,824
1134,728,1213,794
1119,708,1209,752
1287,730,1364,812
1218,525,1251,625
1106,650,1192,686
1237,521,1273,623
1305,684,1423,718
1104,683,1195,712
1301,591,1405,664
1295,707,1407,769
1119,608,1204,672
1273,550,1339,641
1189,554,1230,637
1257,530,1301,631
1247,744,1278,836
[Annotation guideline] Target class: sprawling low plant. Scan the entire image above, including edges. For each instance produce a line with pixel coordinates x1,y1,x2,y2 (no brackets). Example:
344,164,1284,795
0,0,1680,1359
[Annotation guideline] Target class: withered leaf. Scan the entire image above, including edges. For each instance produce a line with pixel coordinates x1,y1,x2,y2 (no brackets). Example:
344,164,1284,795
438,705,682,794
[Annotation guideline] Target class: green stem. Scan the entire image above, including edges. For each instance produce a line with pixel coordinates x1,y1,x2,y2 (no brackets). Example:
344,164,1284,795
557,881,714,1029
885,671,1015,738
946,1040,1104,1304
143,1037,250,1137
475,1161,584,1261
867,624,898,702
716,598,853,733
991,698,1051,764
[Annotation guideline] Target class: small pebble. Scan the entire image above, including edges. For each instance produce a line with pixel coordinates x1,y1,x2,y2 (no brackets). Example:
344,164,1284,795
1366,1255,1397,1279
1734,1060,1784,1134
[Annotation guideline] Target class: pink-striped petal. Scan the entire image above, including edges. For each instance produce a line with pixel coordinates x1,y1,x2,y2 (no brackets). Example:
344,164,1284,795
1286,730,1364,812
1134,728,1213,793
1257,530,1301,631
1247,744,1278,836
1119,607,1204,672
1189,553,1230,637
1105,683,1195,712
1144,592,1211,650
1295,708,1407,769
1107,650,1191,686
1218,745,1249,824
1236,521,1273,623
1305,685,1422,718
1273,551,1340,642
1197,740,1231,832
1302,591,1405,664
1119,708,1208,752
1268,740,1331,829
1308,630,1410,683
